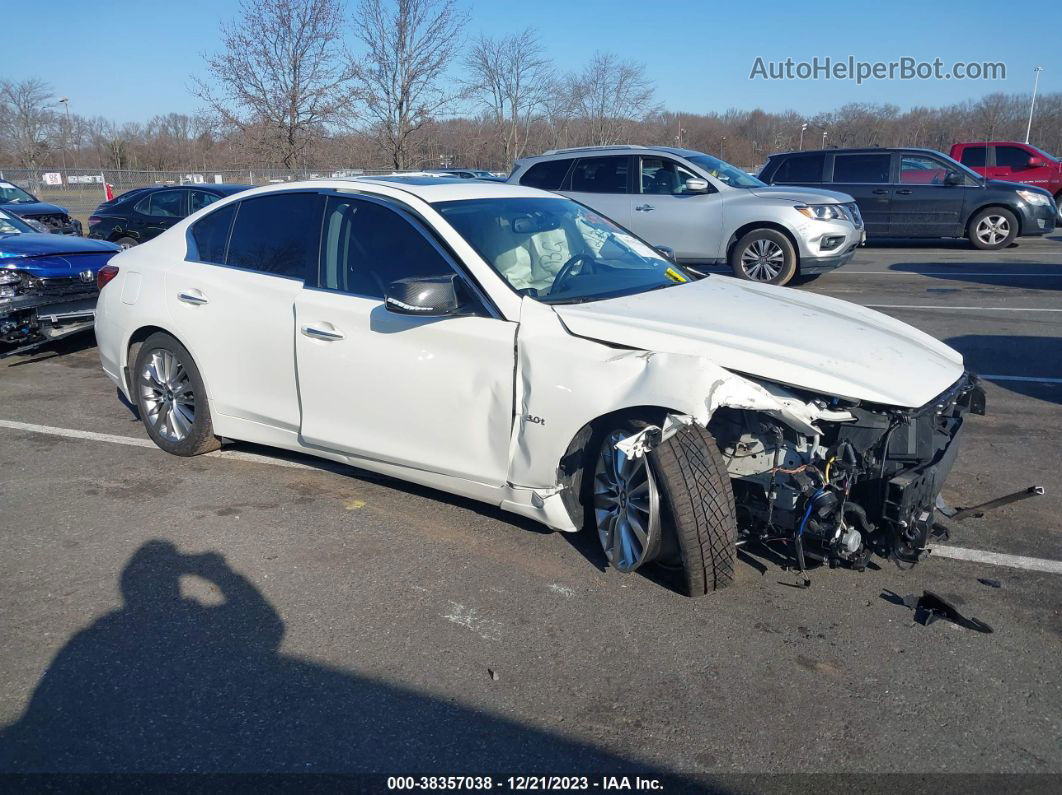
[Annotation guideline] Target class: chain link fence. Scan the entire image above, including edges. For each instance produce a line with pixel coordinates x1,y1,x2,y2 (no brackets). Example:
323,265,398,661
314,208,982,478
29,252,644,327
0,167,399,227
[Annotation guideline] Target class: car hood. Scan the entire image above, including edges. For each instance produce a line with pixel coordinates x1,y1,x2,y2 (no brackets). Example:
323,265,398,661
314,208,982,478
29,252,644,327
984,178,1052,197
745,185,855,204
552,276,964,408
0,234,119,258
1,200,69,216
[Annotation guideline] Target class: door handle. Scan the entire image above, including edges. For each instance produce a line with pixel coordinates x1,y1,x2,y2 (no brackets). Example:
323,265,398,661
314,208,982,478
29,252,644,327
635,204,656,212
301,324,345,341
871,189,890,195
896,189,912,195
177,290,208,305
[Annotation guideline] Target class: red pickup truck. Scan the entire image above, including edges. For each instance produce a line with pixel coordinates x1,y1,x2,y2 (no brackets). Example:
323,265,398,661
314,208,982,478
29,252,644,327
950,142,1062,210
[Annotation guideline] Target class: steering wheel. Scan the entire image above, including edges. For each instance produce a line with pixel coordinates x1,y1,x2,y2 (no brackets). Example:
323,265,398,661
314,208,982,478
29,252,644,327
551,253,596,294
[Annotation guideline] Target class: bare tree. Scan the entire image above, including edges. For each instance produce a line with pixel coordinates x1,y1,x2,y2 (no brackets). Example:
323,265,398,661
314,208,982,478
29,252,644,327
566,53,657,146
350,0,468,169
194,0,354,169
466,28,553,165
0,78,57,168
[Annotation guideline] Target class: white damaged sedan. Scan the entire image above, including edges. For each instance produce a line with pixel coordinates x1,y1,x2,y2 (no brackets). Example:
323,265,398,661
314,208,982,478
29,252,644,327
95,176,984,596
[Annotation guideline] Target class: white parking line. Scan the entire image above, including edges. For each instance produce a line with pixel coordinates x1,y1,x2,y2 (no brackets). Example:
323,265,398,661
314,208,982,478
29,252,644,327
844,272,1062,277
981,375,1062,384
930,545,1062,575
863,304,1062,312
3,417,1061,576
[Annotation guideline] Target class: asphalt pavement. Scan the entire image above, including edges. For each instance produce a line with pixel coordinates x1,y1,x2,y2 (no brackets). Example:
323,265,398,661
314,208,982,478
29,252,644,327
0,234,1059,787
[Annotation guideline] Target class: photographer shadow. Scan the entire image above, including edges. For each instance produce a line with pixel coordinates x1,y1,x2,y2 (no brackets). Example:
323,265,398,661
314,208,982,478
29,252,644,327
0,540,686,778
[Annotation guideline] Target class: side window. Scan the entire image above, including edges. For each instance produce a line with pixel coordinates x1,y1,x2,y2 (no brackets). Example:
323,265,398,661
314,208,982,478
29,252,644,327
996,146,1032,169
519,159,574,190
959,146,986,167
899,155,949,185
319,197,454,299
772,154,824,183
190,203,236,265
226,192,324,279
569,157,629,193
135,190,185,217
832,154,891,184
190,191,220,213
639,157,700,194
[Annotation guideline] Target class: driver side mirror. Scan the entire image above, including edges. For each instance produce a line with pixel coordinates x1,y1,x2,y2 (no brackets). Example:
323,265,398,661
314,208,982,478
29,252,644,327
384,274,470,317
654,245,676,261
943,171,963,186
1027,157,1045,169
684,178,710,193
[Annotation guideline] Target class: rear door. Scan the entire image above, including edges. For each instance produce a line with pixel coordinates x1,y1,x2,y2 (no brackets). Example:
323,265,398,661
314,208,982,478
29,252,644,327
828,152,894,236
560,156,634,229
628,155,722,260
890,153,966,237
164,191,324,432
294,195,516,485
956,145,989,179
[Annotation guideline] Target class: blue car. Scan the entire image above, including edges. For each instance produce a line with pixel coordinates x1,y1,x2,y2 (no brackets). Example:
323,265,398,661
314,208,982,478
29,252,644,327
0,179,82,235
0,208,120,356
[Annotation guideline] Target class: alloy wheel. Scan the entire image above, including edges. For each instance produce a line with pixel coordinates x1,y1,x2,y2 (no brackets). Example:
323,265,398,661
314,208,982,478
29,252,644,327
593,431,661,572
139,348,196,443
975,215,1010,246
739,239,785,281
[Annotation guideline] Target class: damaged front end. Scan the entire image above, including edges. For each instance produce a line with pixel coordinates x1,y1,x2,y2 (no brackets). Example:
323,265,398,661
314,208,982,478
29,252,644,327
708,372,986,572
0,268,102,357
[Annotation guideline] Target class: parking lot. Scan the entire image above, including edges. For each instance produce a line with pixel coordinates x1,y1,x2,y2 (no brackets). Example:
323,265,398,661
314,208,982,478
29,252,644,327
1,235,1060,781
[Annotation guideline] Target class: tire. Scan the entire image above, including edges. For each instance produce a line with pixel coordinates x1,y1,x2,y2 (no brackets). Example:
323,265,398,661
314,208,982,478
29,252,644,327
115,236,137,250
587,419,737,597
132,332,221,456
729,228,798,285
789,273,821,286
968,207,1018,250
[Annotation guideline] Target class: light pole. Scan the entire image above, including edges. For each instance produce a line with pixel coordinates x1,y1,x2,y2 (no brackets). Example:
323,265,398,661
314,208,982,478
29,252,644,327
1025,66,1044,144
720,136,727,160
799,122,808,151
821,130,828,149
56,97,71,188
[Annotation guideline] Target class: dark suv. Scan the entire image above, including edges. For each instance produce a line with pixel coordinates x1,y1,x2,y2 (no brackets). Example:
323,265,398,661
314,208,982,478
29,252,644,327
758,148,1057,249
88,184,251,248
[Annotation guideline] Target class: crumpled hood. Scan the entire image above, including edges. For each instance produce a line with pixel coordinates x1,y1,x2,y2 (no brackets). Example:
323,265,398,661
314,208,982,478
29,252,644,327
2,200,70,217
0,233,119,259
746,185,855,205
553,277,964,408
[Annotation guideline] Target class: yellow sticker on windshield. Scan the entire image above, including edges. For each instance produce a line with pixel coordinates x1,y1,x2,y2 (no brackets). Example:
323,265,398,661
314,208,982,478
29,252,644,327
664,267,688,283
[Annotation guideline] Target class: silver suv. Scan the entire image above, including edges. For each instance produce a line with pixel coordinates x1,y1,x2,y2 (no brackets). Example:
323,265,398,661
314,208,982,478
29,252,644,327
508,145,864,285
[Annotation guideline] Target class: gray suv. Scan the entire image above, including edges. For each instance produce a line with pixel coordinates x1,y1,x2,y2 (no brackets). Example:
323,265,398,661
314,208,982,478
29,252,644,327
508,145,864,285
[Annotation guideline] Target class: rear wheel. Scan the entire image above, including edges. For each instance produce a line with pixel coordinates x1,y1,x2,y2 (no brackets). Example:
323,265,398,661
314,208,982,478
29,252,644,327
968,207,1017,250
133,332,220,456
729,229,798,285
589,420,737,597
115,236,137,250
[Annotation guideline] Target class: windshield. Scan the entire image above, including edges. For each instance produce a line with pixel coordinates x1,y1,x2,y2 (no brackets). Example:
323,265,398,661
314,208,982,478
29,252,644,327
685,154,765,188
435,197,692,304
0,208,34,235
0,182,38,204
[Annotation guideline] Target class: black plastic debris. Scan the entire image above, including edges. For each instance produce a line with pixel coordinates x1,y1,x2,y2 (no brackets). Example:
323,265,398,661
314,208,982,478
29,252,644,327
488,668,499,681
899,590,994,633
977,578,1002,589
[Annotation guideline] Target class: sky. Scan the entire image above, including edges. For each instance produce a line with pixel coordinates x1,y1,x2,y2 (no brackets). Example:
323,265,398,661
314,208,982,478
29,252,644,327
6,0,1057,125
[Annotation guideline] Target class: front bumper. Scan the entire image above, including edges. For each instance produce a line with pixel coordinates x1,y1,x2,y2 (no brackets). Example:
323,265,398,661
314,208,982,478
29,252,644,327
795,216,864,274
1017,201,1057,236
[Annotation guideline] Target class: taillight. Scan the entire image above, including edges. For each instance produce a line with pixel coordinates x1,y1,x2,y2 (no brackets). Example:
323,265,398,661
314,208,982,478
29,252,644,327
88,215,101,227
97,265,119,290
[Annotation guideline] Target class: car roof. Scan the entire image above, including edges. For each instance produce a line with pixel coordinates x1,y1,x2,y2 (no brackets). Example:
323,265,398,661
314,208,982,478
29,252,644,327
766,147,946,159
334,175,558,202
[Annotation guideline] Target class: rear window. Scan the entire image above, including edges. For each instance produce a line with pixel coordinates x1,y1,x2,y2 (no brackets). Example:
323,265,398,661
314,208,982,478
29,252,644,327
959,146,986,167
519,159,574,190
190,203,236,265
569,157,630,193
770,154,824,183
832,153,891,184
226,193,324,280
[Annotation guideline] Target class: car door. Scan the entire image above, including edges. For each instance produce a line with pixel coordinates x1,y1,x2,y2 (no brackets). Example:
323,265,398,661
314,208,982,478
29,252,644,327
131,189,188,242
293,194,517,485
956,145,989,180
629,155,722,261
164,191,324,434
993,144,1048,188
560,156,634,229
189,189,222,214
889,153,966,237
828,152,894,237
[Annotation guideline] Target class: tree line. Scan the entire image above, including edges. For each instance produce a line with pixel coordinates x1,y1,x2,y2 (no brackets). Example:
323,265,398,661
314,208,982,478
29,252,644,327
2,0,1059,173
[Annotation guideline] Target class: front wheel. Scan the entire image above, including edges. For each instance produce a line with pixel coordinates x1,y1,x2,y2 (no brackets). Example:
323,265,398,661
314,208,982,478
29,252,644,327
968,207,1017,250
133,332,221,456
589,420,737,597
729,229,798,285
